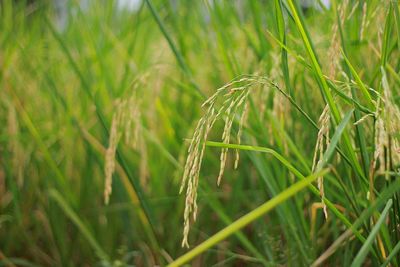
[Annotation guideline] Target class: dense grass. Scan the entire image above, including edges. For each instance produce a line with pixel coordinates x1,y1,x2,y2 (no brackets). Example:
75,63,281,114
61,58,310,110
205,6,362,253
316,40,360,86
1,0,400,266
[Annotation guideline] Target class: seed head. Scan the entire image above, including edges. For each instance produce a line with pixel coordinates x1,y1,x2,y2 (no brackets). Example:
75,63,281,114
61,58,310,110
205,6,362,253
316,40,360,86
180,75,272,247
104,89,142,204
312,104,331,219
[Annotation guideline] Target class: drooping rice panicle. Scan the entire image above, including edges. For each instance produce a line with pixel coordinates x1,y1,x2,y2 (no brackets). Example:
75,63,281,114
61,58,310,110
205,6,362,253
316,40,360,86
312,104,331,219
380,69,400,173
235,101,249,170
180,75,273,247
104,101,123,205
104,90,143,204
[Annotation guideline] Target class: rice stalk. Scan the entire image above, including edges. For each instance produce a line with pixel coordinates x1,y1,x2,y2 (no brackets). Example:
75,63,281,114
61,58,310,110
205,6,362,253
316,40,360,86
104,90,142,204
379,69,400,173
234,101,248,170
180,75,274,247
368,69,400,202
312,104,331,219
104,104,122,205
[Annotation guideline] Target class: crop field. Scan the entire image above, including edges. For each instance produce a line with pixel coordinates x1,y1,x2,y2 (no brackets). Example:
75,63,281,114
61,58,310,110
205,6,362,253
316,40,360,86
1,0,400,266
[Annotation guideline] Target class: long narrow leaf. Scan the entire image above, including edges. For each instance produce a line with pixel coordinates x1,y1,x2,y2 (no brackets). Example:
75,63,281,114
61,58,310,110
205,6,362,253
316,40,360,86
351,199,393,267
49,189,110,262
168,170,328,267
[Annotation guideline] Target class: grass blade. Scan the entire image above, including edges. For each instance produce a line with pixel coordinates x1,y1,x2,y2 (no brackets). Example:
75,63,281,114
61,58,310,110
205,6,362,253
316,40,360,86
381,240,400,267
286,0,365,182
143,0,203,98
351,199,393,267
201,185,270,266
286,0,339,120
168,170,328,267
341,51,374,109
274,0,293,97
49,189,110,262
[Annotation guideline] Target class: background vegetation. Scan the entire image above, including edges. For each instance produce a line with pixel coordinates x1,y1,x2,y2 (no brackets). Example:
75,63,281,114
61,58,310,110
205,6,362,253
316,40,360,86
1,0,400,266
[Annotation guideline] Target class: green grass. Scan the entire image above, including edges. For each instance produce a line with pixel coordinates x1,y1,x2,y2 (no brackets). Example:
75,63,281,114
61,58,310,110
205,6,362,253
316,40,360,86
1,0,400,266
